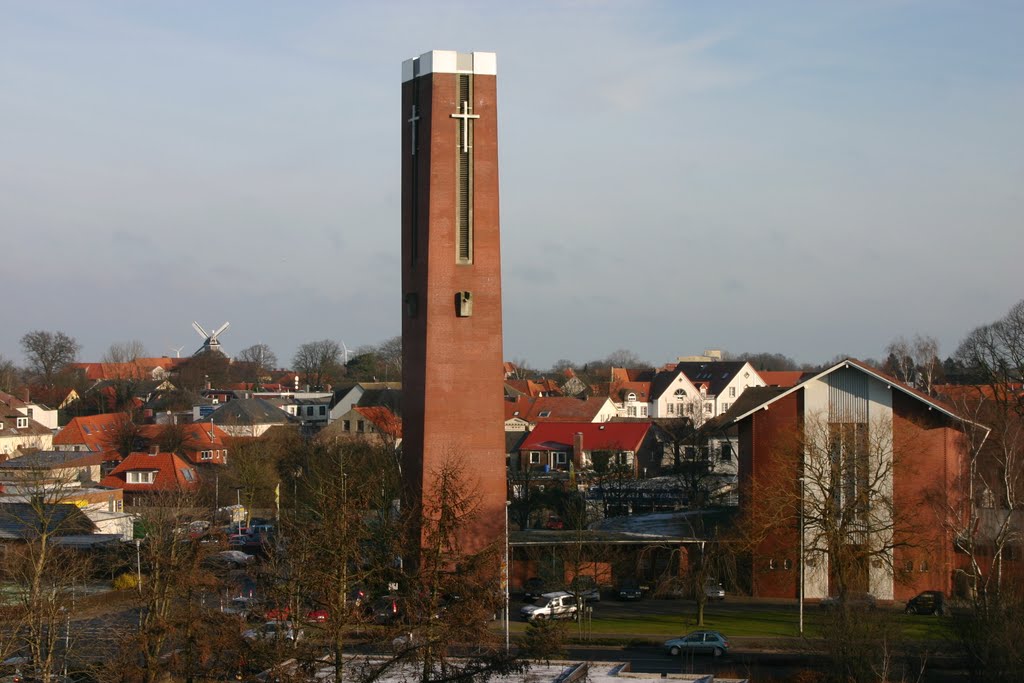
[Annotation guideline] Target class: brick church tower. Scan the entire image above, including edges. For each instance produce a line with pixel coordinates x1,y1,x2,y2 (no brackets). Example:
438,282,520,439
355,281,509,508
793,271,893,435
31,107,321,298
400,50,506,556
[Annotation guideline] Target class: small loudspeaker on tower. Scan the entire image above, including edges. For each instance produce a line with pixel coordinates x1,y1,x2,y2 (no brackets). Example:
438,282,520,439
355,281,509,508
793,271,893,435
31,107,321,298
455,291,473,317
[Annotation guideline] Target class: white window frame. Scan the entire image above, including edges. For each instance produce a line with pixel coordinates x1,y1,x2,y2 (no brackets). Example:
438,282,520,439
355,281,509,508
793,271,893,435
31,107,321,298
529,451,541,465
200,450,213,461
16,417,28,429
554,451,567,465
127,471,156,485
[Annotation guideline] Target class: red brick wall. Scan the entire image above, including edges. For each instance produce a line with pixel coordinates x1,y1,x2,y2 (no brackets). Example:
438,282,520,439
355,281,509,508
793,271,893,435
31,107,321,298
401,69,506,559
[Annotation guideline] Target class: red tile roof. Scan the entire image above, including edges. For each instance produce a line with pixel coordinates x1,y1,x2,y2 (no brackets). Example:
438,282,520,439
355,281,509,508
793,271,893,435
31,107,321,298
504,396,612,423
519,422,651,452
53,413,132,452
69,358,187,381
136,423,230,464
759,371,806,387
353,406,402,438
100,451,199,492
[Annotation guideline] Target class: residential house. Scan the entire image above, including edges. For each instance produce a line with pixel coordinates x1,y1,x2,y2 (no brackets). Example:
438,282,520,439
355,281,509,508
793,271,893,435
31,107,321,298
517,422,661,478
0,408,54,456
136,422,230,465
0,451,126,521
504,378,563,398
100,451,200,502
321,406,402,448
327,382,401,423
0,390,60,430
197,397,298,437
723,358,974,602
673,361,766,418
69,357,187,383
504,396,618,427
608,368,655,418
53,413,128,452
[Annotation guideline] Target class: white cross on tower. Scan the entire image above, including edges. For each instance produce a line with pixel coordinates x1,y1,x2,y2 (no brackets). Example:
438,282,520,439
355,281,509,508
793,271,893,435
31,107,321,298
408,105,420,156
450,101,479,153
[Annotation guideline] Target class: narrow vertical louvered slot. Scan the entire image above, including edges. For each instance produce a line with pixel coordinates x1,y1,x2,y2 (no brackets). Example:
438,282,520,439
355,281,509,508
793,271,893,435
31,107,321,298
456,74,472,263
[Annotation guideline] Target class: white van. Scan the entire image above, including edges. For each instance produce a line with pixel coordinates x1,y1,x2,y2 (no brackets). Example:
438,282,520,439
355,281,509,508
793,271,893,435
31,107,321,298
519,591,579,621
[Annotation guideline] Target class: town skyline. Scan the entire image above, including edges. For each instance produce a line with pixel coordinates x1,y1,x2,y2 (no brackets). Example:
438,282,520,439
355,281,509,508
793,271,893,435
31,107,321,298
3,1,1022,369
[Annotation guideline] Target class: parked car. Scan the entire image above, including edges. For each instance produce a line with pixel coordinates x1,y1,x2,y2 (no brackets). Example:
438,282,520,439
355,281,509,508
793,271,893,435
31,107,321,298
305,608,330,623
820,592,877,610
616,579,643,601
203,550,255,569
664,630,730,657
568,575,601,602
544,516,565,530
904,590,946,616
519,591,579,622
370,596,404,625
241,620,303,642
703,577,726,601
522,577,547,601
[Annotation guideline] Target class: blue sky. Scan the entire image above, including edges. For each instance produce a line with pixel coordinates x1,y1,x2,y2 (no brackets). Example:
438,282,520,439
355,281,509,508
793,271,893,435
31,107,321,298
2,1,1022,369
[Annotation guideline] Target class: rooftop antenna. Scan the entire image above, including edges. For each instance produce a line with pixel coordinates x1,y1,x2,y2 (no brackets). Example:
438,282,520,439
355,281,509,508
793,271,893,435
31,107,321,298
192,321,231,356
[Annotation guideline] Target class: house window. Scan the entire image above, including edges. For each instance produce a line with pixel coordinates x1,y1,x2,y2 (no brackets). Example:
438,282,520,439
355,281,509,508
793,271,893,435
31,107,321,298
529,452,541,464
17,417,28,428
666,403,674,416
720,443,733,462
626,392,637,402
627,406,637,417
903,560,914,573
181,468,195,482
721,403,730,412
829,422,869,515
27,408,33,418
343,420,350,431
306,406,314,416
704,402,712,414
768,558,778,570
554,452,567,465
538,411,551,418
783,559,793,570
920,560,930,572
679,403,687,415
729,387,736,398
640,406,648,417
319,406,326,416
615,452,631,465
674,388,686,398
357,420,365,433
127,471,156,485
200,450,213,461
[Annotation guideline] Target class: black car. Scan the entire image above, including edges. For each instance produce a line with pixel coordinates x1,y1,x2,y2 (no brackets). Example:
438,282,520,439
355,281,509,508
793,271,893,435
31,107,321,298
904,590,946,616
616,579,643,601
522,577,547,601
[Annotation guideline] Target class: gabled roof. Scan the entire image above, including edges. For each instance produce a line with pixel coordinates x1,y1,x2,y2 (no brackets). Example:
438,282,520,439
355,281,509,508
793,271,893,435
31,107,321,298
53,413,129,451
613,381,651,402
504,396,613,423
504,379,562,398
200,398,297,426
69,358,187,382
722,358,976,427
0,410,51,439
610,367,656,383
648,367,700,402
519,422,651,452
674,361,753,397
100,451,199,491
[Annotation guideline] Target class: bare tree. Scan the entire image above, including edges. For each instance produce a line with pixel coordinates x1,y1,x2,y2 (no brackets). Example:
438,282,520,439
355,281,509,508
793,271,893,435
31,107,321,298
292,339,343,390
235,343,278,389
20,330,80,385
885,334,942,395
101,340,147,364
0,354,21,392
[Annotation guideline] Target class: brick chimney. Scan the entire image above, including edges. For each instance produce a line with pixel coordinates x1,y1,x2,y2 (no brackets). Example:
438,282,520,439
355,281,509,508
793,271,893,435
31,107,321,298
573,432,584,469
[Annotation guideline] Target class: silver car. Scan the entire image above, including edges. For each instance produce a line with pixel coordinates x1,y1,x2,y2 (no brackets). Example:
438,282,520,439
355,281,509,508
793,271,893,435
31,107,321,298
664,630,730,657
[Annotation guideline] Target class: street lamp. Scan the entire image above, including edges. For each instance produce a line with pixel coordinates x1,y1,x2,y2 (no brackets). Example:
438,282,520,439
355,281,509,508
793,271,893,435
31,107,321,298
504,500,511,653
233,486,244,533
135,538,143,594
799,475,806,635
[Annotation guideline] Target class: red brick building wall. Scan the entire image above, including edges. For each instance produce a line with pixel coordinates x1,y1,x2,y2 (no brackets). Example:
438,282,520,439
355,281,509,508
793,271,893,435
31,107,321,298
401,53,506,558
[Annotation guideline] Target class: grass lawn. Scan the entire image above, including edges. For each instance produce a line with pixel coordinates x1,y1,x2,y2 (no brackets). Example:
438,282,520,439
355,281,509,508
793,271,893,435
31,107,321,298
506,603,955,644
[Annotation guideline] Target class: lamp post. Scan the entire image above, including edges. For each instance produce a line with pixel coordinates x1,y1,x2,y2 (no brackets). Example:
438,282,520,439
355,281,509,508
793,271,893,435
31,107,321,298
799,475,805,635
135,538,143,594
504,500,511,653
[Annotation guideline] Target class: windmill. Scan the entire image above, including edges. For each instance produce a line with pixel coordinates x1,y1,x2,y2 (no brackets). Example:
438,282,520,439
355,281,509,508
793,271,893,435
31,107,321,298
192,321,230,356
340,340,351,365
168,345,185,358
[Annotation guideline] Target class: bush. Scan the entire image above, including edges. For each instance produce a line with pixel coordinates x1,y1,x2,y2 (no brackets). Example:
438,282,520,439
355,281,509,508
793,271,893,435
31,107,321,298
113,573,139,591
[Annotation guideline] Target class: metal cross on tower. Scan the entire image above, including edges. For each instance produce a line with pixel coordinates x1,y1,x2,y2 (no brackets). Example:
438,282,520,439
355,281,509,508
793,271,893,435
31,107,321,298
450,101,479,153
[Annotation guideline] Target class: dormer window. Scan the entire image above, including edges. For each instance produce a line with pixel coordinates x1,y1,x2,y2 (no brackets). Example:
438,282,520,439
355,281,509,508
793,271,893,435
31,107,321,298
16,417,28,429
538,410,551,418
699,386,707,397
626,392,637,402
127,471,156,485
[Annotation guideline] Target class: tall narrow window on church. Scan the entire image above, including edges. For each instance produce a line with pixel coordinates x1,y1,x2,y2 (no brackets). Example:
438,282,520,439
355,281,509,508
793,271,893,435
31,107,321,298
455,74,473,263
